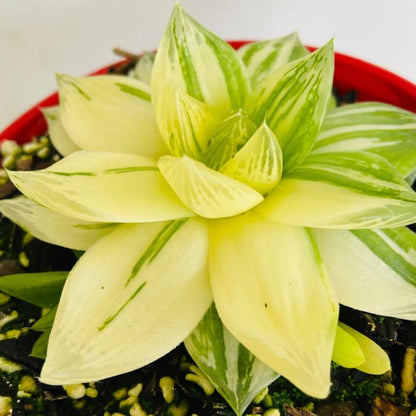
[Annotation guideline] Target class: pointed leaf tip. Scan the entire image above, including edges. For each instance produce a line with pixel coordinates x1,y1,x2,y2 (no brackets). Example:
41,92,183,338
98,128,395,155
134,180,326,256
250,39,334,173
158,155,263,218
220,122,283,194
41,219,211,384
152,5,249,158
185,304,278,415
42,106,81,156
57,74,167,158
210,214,338,399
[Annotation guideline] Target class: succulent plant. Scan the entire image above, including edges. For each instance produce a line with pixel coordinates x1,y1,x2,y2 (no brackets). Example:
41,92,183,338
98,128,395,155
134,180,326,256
1,4,416,415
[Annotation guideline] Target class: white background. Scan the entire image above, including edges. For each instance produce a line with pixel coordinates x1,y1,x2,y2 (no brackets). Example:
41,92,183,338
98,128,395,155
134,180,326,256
1,0,416,131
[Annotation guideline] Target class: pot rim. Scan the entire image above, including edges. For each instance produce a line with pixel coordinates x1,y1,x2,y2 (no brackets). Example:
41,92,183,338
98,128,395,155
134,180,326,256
1,40,416,145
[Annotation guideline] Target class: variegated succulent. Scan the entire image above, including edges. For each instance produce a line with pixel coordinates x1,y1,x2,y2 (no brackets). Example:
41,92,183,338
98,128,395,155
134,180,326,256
1,5,416,415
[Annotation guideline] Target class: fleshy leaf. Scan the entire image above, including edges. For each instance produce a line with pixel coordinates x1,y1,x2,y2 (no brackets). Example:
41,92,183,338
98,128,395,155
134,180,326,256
312,227,416,319
151,4,249,157
313,102,416,179
0,196,115,250
158,155,263,218
209,212,338,398
204,109,257,170
338,323,390,375
42,106,81,156
249,41,334,172
41,218,211,384
153,87,222,160
185,304,279,416
130,51,155,85
220,122,283,194
57,74,167,158
332,325,365,368
0,272,67,308
31,331,51,359
153,4,248,110
32,307,57,332
8,151,193,223
237,33,308,88
261,151,416,229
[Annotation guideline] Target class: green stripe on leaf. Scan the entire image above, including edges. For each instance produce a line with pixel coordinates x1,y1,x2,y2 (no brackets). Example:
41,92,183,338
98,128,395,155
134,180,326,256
237,33,308,88
351,228,416,287
314,102,416,179
151,4,249,159
116,82,151,101
127,219,188,285
249,40,334,173
185,304,278,416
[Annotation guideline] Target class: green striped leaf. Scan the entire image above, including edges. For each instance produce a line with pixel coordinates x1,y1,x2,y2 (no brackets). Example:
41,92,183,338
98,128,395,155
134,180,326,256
151,4,249,158
8,151,192,223
209,213,338,398
57,74,167,158
152,88,222,160
185,304,278,416
41,218,211,384
312,227,416,319
261,151,416,229
220,122,283,194
337,323,390,375
237,33,308,88
249,41,334,172
0,196,115,250
313,102,416,179
204,109,257,170
158,155,263,218
42,106,81,156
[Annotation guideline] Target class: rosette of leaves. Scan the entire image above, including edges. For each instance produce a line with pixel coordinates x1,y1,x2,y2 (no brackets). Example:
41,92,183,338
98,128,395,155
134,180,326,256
1,5,416,415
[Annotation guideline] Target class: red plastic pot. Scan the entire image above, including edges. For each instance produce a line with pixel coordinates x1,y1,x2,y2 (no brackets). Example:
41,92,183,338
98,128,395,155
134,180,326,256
1,41,416,144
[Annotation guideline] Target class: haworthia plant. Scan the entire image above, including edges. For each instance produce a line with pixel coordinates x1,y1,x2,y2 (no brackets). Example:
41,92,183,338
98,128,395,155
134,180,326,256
1,4,416,414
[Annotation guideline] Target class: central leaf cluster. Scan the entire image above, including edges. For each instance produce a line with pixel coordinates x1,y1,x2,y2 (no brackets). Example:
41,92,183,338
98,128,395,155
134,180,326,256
149,8,333,218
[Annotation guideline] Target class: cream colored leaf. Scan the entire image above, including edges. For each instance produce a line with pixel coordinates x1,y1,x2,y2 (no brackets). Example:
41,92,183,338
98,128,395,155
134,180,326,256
158,155,263,218
42,106,81,156
0,196,115,250
312,228,416,319
57,74,167,158
151,4,248,158
8,151,192,223
209,213,338,398
220,122,283,194
261,152,416,229
41,218,211,384
152,87,222,160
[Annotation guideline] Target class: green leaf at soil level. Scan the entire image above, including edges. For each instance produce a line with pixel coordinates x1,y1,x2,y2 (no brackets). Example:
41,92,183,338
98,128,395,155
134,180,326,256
0,272,68,308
